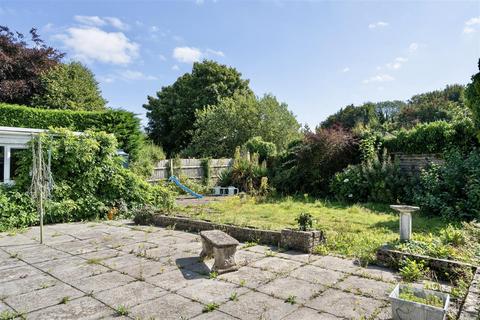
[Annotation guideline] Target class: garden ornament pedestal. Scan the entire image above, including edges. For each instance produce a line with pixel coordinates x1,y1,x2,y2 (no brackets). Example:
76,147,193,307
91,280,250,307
389,284,450,320
390,205,419,242
200,230,239,274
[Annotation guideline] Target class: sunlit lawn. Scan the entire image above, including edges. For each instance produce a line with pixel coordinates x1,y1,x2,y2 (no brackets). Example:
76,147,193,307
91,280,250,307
176,196,454,262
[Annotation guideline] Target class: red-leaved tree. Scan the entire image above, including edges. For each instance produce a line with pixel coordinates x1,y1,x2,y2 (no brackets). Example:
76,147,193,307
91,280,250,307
0,26,64,105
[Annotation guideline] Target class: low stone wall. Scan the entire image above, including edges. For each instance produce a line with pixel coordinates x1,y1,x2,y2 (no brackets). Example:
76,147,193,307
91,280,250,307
148,214,324,253
459,268,480,319
392,153,444,174
376,245,476,281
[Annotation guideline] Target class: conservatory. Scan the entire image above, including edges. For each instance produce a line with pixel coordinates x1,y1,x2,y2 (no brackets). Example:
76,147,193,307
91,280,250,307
0,126,46,184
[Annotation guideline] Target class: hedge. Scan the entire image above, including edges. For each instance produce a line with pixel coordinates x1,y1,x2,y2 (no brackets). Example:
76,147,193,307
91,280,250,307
0,103,142,159
382,120,477,154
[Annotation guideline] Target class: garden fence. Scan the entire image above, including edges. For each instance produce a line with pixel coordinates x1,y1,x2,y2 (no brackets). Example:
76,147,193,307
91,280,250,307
149,158,233,182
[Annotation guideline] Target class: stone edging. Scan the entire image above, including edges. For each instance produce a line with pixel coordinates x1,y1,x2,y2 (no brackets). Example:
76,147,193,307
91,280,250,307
459,268,480,320
376,245,476,280
145,214,325,253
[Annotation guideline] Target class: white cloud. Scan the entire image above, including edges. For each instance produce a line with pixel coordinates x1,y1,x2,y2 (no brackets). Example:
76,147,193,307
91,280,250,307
463,17,480,34
121,70,157,80
74,15,106,26
173,46,202,63
362,74,394,84
408,42,419,52
172,65,180,71
386,56,408,70
99,70,157,83
158,54,167,61
56,27,139,64
465,17,480,26
342,67,350,73
206,48,225,57
74,15,129,30
104,17,129,30
368,21,389,29
196,0,205,4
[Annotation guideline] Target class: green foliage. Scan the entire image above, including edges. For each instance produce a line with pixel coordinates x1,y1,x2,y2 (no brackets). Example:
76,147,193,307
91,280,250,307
321,102,384,130
130,140,165,179
188,93,300,158
115,305,129,316
440,225,466,246
0,129,176,230
398,285,443,307
284,295,297,305
414,149,480,220
200,158,212,186
295,212,313,231
244,136,277,161
31,62,107,111
399,258,428,282
202,303,219,313
330,150,404,204
221,147,269,194
382,120,477,154
465,59,480,141
0,103,142,160
144,60,252,156
272,128,359,195
0,185,37,232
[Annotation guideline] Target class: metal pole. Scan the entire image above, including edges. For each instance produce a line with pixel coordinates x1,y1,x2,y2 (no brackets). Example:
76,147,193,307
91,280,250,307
39,138,44,245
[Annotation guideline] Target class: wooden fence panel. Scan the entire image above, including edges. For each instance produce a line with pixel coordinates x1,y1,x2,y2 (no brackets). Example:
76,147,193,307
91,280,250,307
149,158,233,182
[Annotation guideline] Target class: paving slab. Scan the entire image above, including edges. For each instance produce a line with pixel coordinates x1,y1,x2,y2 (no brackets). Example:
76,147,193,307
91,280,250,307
4,283,84,313
306,288,384,319
234,249,266,266
177,279,249,304
335,275,394,300
282,307,344,320
312,255,362,274
353,265,401,283
129,293,204,320
49,239,102,255
116,259,175,279
4,244,70,264
36,256,109,280
146,268,207,292
290,264,346,286
94,280,167,308
250,256,302,274
192,310,238,319
69,271,136,294
26,296,116,319
0,256,27,271
218,266,277,289
257,276,325,303
0,264,43,283
0,273,59,298
219,291,298,320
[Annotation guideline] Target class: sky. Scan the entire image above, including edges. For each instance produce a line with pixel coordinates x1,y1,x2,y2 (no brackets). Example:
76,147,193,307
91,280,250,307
1,0,479,129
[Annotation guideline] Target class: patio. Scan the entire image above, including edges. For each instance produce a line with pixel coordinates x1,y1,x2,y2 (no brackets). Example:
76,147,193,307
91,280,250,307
0,220,407,319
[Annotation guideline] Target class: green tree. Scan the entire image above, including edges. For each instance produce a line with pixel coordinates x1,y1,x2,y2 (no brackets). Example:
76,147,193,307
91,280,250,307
187,93,300,158
465,59,480,140
144,60,252,156
31,62,107,110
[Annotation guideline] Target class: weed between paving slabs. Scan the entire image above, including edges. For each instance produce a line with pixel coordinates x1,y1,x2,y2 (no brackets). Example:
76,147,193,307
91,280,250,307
0,220,475,319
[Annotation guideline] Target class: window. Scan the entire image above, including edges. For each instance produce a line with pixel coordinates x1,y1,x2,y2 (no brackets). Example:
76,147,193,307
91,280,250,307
10,148,25,181
0,147,3,182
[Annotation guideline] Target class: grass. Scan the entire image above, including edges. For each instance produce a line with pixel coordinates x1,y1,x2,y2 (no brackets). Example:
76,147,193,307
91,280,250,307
177,196,479,264
398,286,443,308
202,302,219,313
115,305,129,316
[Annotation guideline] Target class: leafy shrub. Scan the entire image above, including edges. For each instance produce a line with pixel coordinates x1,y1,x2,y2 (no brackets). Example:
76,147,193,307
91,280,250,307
0,186,37,232
0,103,142,159
132,205,156,225
382,120,477,154
220,147,269,194
244,136,277,161
465,59,480,141
3,128,176,229
295,212,313,231
272,128,360,195
130,141,165,179
414,149,480,220
399,258,428,282
440,225,466,246
330,150,404,203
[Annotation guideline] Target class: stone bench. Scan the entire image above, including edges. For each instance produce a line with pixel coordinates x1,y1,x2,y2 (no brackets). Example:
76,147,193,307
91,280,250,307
199,230,239,274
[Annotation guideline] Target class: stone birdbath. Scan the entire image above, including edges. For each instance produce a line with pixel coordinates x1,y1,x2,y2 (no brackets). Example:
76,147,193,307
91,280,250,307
390,205,419,242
